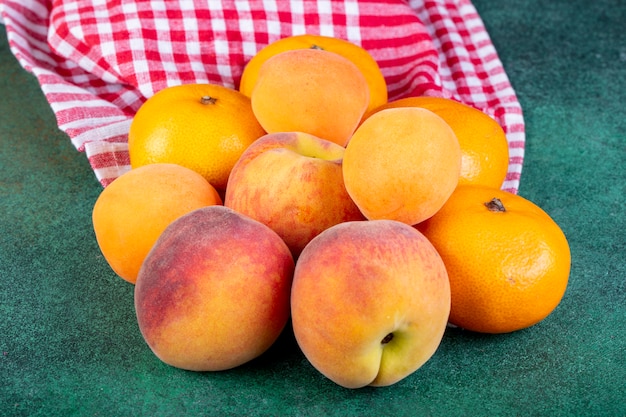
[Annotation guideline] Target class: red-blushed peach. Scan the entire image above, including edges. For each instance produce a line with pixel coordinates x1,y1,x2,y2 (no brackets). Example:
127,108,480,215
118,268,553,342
291,220,451,388
134,205,295,371
224,131,365,258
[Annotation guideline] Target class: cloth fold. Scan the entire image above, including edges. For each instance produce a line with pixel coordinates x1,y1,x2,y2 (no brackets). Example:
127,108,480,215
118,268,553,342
0,0,524,192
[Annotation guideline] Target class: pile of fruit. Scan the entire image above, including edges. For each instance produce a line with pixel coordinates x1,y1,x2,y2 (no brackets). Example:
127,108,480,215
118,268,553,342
91,35,571,389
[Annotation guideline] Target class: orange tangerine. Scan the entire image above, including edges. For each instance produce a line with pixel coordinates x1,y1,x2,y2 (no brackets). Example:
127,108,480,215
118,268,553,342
416,185,571,333
128,83,266,191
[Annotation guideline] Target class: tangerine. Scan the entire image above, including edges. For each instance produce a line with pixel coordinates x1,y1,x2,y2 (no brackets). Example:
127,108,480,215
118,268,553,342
416,185,571,333
92,163,222,284
367,96,510,189
128,83,266,191
239,34,387,114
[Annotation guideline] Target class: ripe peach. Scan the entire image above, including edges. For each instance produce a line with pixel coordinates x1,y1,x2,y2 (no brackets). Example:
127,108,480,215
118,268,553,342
343,107,462,225
366,96,510,189
224,132,365,258
92,163,222,284
134,206,295,371
239,34,388,115
291,220,451,388
250,48,370,147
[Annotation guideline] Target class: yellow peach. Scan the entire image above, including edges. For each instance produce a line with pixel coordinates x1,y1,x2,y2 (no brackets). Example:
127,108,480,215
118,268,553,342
343,107,461,225
291,220,451,388
250,48,370,146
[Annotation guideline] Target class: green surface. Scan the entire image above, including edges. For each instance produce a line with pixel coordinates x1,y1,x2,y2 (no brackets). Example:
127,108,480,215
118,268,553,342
1,0,624,415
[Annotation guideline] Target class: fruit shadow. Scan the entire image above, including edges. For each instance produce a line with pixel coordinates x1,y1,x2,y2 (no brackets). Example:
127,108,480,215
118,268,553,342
244,322,516,374
436,322,533,365
440,323,514,348
244,319,304,371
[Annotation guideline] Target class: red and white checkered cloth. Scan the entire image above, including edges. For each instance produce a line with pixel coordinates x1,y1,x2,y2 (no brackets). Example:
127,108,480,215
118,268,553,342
0,0,524,192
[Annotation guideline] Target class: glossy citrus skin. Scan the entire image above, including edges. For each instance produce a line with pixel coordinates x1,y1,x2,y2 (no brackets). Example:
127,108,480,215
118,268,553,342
128,83,266,191
343,107,461,225
416,185,571,333
239,34,388,114
367,96,510,189
92,163,222,284
251,48,370,147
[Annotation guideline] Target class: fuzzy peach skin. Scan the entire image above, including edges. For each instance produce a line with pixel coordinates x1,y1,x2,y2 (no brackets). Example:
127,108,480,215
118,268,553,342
250,48,370,147
238,34,387,116
364,96,509,189
134,205,295,371
291,220,451,388
343,107,461,225
224,131,365,258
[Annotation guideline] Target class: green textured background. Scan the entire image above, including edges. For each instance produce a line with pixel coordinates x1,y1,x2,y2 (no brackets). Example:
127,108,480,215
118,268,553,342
1,0,624,415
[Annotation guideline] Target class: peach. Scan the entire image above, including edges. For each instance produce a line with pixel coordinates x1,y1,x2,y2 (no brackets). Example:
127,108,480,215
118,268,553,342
239,34,388,115
343,107,462,225
224,131,365,258
291,220,451,388
134,205,295,371
91,163,222,284
365,96,510,189
250,48,370,146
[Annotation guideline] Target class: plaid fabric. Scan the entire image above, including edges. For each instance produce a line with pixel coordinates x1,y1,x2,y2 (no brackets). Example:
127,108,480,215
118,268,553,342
0,0,525,192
